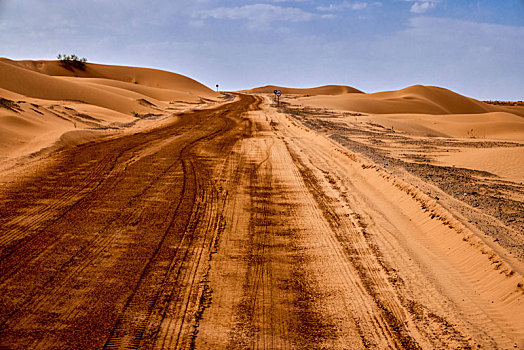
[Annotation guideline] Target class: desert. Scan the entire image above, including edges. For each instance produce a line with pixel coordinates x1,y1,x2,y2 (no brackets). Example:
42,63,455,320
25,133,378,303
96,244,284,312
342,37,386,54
0,56,522,349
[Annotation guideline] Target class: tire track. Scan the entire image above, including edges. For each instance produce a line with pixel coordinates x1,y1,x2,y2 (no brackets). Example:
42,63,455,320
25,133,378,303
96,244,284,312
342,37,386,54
270,98,520,348
211,110,345,349
0,95,259,349
0,132,191,332
103,121,231,349
0,117,199,274
283,129,424,349
102,157,198,350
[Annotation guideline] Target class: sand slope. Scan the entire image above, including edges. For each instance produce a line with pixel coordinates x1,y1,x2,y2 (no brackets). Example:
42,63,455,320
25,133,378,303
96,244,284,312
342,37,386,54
0,58,219,161
299,85,524,116
436,147,524,183
1,58,217,100
0,60,151,115
358,111,524,141
245,84,363,95
56,77,204,104
291,85,524,143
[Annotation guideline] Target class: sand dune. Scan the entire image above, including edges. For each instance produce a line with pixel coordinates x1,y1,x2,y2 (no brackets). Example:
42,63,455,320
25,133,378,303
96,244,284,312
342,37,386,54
245,84,363,95
56,77,205,103
1,58,217,100
0,60,153,115
357,111,524,141
0,58,219,161
289,85,524,143
298,85,524,116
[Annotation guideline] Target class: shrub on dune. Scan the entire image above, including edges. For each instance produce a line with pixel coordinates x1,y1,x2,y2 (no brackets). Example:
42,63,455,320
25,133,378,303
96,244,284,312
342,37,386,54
57,54,87,71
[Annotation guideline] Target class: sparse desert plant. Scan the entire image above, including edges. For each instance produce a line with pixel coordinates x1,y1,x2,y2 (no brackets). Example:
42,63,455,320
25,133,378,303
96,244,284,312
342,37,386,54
0,97,22,112
57,54,87,71
484,100,524,107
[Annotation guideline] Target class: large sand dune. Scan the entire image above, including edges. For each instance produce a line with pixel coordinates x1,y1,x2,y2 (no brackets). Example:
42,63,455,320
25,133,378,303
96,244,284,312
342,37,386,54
279,84,524,142
0,58,219,161
298,85,524,116
245,84,363,95
2,58,216,98
0,60,151,115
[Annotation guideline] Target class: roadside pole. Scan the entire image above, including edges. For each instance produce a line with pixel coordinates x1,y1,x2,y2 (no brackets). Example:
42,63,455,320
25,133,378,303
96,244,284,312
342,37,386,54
273,90,282,106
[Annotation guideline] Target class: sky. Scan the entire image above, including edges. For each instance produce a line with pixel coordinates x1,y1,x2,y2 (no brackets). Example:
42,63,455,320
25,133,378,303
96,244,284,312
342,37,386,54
0,0,523,100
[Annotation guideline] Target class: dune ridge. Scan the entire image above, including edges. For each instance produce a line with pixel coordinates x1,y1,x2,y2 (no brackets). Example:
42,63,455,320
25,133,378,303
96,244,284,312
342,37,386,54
0,60,150,115
0,58,219,162
244,84,363,95
1,58,216,99
298,85,524,116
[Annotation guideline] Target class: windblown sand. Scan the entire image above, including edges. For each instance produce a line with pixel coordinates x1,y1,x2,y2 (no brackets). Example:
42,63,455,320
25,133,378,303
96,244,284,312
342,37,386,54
0,58,220,164
265,84,524,183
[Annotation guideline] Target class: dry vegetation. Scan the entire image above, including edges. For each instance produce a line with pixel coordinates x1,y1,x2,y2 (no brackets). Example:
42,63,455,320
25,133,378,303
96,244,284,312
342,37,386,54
484,100,524,107
0,97,21,113
57,54,87,71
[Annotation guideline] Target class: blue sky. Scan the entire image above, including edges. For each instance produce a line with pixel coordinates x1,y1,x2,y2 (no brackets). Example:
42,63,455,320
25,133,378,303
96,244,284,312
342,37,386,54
0,0,523,100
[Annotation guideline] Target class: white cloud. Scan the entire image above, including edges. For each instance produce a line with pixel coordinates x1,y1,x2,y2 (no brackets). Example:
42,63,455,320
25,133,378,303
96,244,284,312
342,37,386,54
406,0,440,14
317,1,381,12
200,4,314,27
410,2,434,13
404,16,524,42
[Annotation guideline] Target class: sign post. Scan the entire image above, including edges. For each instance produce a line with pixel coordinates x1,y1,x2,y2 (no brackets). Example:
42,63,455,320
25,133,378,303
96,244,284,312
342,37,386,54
216,84,219,92
274,90,282,106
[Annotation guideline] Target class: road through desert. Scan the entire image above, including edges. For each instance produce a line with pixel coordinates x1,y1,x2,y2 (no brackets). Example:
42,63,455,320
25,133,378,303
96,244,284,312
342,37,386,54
1,94,523,349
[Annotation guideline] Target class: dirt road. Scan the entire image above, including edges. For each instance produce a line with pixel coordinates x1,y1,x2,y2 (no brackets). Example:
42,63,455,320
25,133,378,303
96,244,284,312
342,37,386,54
1,95,523,349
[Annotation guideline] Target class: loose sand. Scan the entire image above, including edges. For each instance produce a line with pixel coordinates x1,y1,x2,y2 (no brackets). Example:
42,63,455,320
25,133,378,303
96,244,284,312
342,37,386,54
295,85,524,116
0,58,220,164
244,84,363,95
278,83,524,187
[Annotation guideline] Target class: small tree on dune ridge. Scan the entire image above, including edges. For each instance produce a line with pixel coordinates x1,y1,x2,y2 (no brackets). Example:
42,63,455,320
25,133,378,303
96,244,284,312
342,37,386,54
57,54,87,71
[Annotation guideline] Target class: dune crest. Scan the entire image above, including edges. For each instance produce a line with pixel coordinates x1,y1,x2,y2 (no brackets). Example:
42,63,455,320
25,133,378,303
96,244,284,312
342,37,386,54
298,84,524,116
289,84,524,143
0,58,217,99
244,84,363,95
0,58,220,162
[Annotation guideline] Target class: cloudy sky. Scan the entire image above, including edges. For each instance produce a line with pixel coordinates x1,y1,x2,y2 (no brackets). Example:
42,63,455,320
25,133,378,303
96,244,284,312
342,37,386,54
0,0,523,100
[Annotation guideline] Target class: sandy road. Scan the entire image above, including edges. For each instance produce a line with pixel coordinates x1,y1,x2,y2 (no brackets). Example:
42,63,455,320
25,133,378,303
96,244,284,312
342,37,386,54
0,95,258,349
195,96,523,349
1,94,523,349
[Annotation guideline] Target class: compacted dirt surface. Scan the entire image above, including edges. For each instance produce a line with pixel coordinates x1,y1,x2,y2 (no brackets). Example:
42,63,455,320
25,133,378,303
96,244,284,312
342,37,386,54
1,94,523,349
